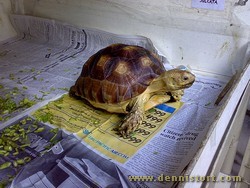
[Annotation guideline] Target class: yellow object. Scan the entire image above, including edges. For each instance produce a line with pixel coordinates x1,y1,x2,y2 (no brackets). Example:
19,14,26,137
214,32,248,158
32,94,182,163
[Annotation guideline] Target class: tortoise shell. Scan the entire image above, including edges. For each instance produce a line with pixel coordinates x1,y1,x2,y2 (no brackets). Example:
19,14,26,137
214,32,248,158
72,43,165,104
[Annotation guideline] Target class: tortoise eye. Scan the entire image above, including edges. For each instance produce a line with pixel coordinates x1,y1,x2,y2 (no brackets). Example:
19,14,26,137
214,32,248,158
183,76,189,81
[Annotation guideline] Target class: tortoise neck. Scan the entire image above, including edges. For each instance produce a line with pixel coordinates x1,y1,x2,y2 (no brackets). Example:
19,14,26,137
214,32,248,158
147,73,169,93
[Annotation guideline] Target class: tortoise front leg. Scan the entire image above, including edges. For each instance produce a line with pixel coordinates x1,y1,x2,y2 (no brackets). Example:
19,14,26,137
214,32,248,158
118,94,149,137
118,104,144,137
170,89,184,101
144,94,171,111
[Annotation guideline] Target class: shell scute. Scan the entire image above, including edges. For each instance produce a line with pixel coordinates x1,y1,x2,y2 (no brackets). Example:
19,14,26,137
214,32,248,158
101,80,119,103
73,44,165,104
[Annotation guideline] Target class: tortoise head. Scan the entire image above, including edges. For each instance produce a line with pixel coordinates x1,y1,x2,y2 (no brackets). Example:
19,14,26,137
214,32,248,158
162,69,195,90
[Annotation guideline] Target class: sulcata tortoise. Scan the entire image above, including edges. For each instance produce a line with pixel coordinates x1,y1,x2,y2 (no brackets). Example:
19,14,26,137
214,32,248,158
69,44,195,137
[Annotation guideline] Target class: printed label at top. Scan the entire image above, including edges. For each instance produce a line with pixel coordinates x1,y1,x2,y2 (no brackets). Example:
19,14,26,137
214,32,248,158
191,0,225,11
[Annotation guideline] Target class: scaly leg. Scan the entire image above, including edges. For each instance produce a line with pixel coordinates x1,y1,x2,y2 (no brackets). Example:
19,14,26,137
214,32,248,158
118,94,149,137
170,89,184,101
144,94,171,111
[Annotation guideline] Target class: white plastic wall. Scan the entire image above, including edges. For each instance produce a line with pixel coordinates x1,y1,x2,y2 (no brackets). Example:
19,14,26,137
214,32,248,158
0,0,16,41
1,0,250,76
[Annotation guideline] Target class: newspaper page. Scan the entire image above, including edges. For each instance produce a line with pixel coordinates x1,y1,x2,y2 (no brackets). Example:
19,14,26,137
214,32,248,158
31,94,183,164
0,15,228,188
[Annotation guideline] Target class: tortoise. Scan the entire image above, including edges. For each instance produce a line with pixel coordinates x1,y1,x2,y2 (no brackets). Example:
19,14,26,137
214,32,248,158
69,43,195,137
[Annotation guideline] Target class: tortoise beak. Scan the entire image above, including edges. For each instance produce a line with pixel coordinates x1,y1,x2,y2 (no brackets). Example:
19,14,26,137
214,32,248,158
183,77,195,88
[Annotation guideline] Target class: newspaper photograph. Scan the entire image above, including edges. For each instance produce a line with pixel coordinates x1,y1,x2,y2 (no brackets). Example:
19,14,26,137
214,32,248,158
0,14,228,188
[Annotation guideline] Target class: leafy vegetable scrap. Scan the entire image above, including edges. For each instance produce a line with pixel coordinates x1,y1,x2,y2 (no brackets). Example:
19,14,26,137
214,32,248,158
0,87,36,122
0,117,62,186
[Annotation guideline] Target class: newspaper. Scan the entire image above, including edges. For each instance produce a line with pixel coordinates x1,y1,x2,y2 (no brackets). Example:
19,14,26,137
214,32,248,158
31,94,183,164
0,15,227,188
